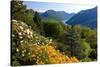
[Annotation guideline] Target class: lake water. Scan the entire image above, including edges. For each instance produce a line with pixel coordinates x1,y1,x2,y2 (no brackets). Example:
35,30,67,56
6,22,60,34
62,19,68,25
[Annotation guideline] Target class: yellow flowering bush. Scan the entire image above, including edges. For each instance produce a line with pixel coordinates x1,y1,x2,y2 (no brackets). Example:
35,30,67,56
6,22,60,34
29,45,79,65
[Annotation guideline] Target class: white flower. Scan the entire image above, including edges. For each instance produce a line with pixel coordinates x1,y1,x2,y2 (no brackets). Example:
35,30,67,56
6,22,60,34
20,44,23,45
45,39,48,41
50,39,52,42
34,43,37,45
21,22,28,27
12,34,15,37
30,31,33,36
24,50,26,52
26,29,30,35
23,32,25,35
20,40,23,43
19,36,23,39
12,20,17,23
18,32,22,35
49,41,52,44
27,35,31,39
20,22,25,25
37,42,40,45
22,54,24,56
19,26,23,30
16,48,19,52
23,30,26,33
22,51,25,53
35,36,38,39
28,52,30,55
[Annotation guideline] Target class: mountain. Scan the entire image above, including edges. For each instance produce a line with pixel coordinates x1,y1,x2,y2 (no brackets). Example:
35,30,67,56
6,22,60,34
39,10,75,21
66,7,97,29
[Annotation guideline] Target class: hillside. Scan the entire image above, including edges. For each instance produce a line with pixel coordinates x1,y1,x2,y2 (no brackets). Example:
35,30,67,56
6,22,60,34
66,7,97,29
40,10,75,21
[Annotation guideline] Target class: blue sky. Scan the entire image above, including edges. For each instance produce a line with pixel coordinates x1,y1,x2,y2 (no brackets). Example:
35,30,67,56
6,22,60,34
23,1,96,13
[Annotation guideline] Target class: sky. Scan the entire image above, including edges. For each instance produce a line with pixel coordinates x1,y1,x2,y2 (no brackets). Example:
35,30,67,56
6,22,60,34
23,1,96,13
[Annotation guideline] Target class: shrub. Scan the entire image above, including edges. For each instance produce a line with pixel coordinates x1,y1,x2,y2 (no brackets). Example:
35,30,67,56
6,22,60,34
29,45,79,65
81,57,92,62
12,19,34,65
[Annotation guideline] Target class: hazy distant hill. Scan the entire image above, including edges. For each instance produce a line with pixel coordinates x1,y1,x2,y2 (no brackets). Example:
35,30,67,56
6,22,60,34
66,7,97,29
40,10,75,21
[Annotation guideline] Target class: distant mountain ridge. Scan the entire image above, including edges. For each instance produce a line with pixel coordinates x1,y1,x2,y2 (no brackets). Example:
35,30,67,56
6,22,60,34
39,10,75,21
66,7,97,29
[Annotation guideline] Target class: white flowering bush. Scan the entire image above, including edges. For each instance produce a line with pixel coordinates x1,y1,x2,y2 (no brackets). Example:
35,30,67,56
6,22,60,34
12,19,33,65
32,33,52,45
12,19,53,65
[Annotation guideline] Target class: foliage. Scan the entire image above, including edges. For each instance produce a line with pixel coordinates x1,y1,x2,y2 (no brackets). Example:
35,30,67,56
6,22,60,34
86,31,97,49
74,39,91,59
89,49,97,60
64,25,81,56
43,20,64,38
29,45,79,65
80,27,97,60
81,57,92,62
11,20,53,65
33,12,44,35
11,0,27,22
40,10,75,21
57,25,92,59
12,19,34,65
81,27,97,48
11,0,39,32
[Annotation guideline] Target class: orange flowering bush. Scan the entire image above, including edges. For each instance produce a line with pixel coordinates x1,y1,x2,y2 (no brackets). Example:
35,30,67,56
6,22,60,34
29,45,79,65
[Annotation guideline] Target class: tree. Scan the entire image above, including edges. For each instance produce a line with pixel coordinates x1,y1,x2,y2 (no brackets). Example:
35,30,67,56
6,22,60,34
80,27,97,49
65,25,81,56
33,12,41,26
86,32,97,49
33,12,44,35
80,27,97,60
11,0,27,21
74,39,91,59
11,0,39,32
64,25,92,59
43,20,64,39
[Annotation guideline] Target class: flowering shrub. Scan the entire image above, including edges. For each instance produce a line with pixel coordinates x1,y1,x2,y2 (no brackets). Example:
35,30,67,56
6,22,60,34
12,20,33,39
32,32,53,45
12,19,53,45
29,45,79,65
12,20,34,65
12,20,53,65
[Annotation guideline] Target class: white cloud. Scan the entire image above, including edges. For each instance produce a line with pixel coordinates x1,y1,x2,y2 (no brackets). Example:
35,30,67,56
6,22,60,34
34,9,47,12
